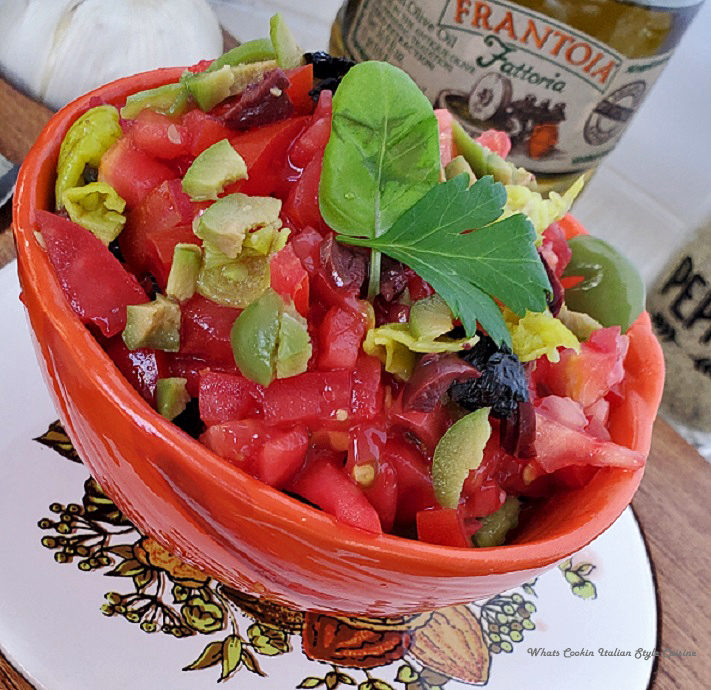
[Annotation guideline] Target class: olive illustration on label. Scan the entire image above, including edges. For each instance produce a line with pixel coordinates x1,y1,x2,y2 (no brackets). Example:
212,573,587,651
585,80,647,146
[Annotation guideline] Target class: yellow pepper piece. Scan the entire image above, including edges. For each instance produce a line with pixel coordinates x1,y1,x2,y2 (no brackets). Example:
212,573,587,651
363,322,477,380
503,175,584,244
55,105,123,210
505,308,580,363
62,182,126,245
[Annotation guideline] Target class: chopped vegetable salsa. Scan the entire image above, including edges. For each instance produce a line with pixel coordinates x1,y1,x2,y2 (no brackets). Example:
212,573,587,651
38,16,647,547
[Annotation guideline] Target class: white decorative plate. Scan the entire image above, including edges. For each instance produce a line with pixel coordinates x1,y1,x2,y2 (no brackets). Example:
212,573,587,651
0,264,657,689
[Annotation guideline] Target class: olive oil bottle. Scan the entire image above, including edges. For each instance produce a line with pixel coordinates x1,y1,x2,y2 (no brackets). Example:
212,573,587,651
330,0,703,194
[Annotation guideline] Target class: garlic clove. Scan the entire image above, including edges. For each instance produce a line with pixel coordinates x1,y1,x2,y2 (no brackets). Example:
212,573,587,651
0,0,224,109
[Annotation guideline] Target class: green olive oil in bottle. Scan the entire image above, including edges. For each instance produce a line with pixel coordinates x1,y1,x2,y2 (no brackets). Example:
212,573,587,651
330,0,703,194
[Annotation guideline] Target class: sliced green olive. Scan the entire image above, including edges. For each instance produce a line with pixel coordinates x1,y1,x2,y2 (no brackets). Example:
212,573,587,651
563,235,645,332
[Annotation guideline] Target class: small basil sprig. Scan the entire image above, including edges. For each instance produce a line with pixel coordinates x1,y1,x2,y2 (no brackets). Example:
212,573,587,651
319,61,550,346
318,61,441,297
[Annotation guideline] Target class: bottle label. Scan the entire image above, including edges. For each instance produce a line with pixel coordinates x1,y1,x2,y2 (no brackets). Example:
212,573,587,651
343,0,675,174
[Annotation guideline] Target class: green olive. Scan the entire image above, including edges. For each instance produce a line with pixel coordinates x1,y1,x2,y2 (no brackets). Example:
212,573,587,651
563,235,645,332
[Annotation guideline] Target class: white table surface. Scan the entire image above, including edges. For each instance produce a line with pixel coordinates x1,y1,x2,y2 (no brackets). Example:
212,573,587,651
211,0,711,287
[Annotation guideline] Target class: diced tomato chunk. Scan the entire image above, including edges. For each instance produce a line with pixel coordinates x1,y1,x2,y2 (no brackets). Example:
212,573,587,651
385,437,437,524
36,210,147,337
289,92,332,168
318,307,366,370
166,354,209,397
416,509,472,548
288,454,382,534
476,129,512,158
104,336,167,406
128,109,191,160
199,371,264,426
180,295,240,366
538,327,629,408
533,410,644,472
388,391,449,455
225,116,310,197
290,226,323,272
270,243,309,316
283,155,325,231
285,64,315,115
200,419,266,472
99,137,175,208
256,426,309,488
434,109,454,167
181,109,234,157
351,355,383,421
263,370,352,428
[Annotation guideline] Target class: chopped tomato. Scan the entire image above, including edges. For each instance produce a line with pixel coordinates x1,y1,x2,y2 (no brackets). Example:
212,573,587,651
99,137,175,208
181,109,234,157
180,295,240,366
128,109,191,160
285,64,315,115
538,327,629,408
199,371,264,426
351,355,383,421
36,211,147,337
388,391,449,455
256,426,309,488
283,154,325,232
262,370,352,428
120,179,198,286
288,453,382,534
270,243,309,316
434,109,454,167
225,116,310,197
290,226,323,272
201,418,265,473
477,129,512,158
533,410,644,472
416,508,477,548
104,336,167,406
289,92,332,169
318,306,366,370
385,436,437,524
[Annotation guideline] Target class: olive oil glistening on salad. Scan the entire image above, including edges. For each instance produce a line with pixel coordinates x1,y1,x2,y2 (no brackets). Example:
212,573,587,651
330,0,703,195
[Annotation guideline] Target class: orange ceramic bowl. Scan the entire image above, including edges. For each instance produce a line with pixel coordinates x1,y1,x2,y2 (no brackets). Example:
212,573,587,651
13,68,665,616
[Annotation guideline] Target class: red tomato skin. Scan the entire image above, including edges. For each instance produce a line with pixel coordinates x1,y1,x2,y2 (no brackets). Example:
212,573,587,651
180,109,234,157
262,370,352,428
288,454,383,534
256,426,309,489
119,178,198,285
362,459,398,534
180,295,240,367
285,64,315,115
388,392,450,456
36,210,147,337
351,354,383,421
99,137,175,208
104,337,167,406
283,155,325,232
225,116,310,197
289,94,332,169
200,419,265,473
199,371,264,427
290,226,323,272
416,509,471,548
128,109,191,160
270,243,309,316
317,306,366,371
385,437,437,525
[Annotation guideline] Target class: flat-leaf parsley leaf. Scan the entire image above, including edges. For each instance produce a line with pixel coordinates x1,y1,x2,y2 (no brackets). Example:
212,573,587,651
339,174,551,347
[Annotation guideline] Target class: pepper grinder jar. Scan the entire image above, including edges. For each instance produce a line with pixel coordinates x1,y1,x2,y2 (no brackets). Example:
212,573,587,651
647,214,711,457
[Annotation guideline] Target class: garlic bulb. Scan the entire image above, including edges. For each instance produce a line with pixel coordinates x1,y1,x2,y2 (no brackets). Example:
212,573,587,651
0,0,223,109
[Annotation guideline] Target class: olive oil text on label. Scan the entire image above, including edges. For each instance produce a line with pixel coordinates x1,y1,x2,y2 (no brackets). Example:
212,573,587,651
341,0,684,176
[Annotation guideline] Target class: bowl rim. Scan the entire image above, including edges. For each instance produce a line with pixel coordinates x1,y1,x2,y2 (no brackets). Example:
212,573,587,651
12,67,663,579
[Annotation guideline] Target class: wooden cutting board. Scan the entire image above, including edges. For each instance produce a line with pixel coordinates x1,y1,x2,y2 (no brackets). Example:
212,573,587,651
0,76,53,265
1,72,710,690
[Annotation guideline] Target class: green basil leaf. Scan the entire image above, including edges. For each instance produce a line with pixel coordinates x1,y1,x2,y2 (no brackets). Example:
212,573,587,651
319,61,440,240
